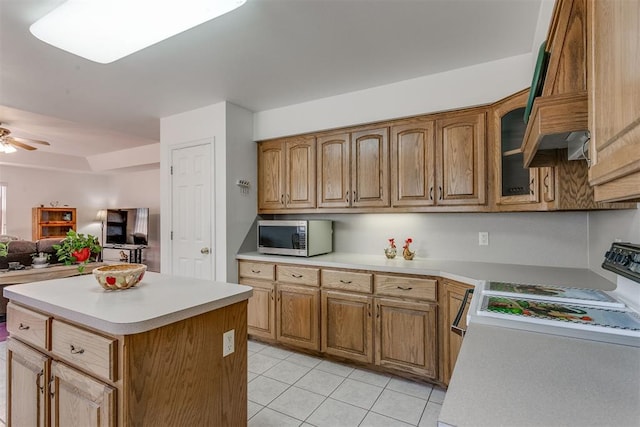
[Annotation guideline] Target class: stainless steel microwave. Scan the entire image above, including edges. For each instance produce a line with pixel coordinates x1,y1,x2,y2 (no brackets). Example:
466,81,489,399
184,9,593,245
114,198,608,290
257,220,333,257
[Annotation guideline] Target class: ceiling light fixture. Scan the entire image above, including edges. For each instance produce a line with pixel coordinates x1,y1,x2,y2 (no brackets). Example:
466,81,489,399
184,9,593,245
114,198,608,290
0,142,17,154
30,0,247,64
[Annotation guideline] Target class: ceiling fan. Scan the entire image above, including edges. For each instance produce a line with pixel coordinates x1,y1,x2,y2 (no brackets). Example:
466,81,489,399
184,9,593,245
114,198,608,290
0,124,50,153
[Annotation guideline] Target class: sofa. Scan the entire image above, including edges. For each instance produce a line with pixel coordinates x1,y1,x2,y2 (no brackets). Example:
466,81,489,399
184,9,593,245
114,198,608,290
0,237,64,270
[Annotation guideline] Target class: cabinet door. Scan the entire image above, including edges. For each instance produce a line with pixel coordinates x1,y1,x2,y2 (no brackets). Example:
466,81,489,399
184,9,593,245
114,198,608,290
436,111,487,205
375,298,437,378
441,281,472,385
351,127,390,207
317,133,351,208
258,140,286,210
7,338,49,427
285,136,316,209
587,0,640,202
492,91,541,208
321,290,373,363
276,284,320,351
391,119,436,206
241,278,276,339
50,361,115,427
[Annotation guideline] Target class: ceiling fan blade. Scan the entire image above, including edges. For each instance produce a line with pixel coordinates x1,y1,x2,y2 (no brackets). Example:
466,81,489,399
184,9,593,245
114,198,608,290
6,138,38,151
10,136,50,146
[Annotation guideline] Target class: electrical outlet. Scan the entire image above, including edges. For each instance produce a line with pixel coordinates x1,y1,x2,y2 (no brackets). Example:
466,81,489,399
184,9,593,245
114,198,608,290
479,232,489,246
223,329,235,357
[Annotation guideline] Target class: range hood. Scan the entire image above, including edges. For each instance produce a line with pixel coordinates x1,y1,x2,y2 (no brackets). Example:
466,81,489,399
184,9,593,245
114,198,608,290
521,0,589,168
522,91,589,167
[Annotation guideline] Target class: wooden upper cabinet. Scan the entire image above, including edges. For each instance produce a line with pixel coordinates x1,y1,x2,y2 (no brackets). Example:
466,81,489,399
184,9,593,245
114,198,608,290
258,141,286,210
351,127,390,208
258,136,316,211
391,119,436,206
317,133,351,208
436,111,487,205
492,90,541,209
285,137,316,209
587,0,640,202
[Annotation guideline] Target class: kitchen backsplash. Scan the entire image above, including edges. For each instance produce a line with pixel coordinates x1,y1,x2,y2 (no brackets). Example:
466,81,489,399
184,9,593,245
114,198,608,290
276,211,591,268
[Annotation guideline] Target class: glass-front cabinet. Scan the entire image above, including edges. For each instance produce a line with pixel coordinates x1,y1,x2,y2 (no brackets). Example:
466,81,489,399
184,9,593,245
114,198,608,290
493,90,541,209
32,207,76,240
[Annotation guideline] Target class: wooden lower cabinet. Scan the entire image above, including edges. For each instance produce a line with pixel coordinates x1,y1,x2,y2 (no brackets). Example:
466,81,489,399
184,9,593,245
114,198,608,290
276,283,320,350
375,298,437,379
7,338,49,427
241,278,276,339
242,260,446,383
321,290,373,363
440,280,473,385
50,361,115,427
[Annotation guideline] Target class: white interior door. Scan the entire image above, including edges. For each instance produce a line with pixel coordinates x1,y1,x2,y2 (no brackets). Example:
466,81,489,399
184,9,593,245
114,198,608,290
171,143,213,279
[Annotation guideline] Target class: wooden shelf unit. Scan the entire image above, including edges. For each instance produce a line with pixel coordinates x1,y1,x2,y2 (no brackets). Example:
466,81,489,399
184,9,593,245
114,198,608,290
32,207,76,240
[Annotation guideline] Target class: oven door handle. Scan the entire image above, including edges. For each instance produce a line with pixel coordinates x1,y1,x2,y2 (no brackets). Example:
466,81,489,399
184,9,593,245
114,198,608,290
451,288,474,337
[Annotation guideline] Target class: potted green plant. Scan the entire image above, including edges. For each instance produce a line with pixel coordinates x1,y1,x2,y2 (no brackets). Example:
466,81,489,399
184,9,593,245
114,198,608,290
0,242,7,258
53,230,101,272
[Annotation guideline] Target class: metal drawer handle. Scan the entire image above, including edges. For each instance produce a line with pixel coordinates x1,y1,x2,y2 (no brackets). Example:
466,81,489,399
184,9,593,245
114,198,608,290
291,274,303,278
251,269,261,274
397,286,413,291
451,288,474,337
70,344,85,355
18,323,30,330
339,280,352,284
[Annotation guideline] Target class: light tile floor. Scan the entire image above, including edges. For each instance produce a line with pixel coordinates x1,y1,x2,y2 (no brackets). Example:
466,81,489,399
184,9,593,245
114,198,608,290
0,338,444,427
248,339,445,427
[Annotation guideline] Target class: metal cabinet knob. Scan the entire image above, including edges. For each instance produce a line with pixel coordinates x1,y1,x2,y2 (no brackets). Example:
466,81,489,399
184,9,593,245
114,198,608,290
201,247,210,255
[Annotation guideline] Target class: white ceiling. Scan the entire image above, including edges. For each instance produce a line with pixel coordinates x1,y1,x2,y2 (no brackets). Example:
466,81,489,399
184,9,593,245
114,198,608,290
0,0,545,166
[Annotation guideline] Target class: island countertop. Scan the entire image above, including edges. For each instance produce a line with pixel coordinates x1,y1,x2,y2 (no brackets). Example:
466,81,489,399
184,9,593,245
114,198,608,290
3,271,253,335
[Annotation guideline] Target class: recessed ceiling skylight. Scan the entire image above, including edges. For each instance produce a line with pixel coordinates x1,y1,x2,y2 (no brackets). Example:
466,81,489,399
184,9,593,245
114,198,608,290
30,0,247,64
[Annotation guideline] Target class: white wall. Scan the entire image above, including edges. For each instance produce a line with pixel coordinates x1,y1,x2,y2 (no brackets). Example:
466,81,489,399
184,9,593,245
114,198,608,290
253,53,533,141
277,211,590,268
160,101,255,282
0,164,161,271
0,165,108,240
160,102,224,278
225,103,257,282
104,169,161,272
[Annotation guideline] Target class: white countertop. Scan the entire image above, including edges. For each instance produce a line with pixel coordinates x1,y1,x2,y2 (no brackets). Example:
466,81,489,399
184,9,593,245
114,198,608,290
438,323,640,427
239,252,638,426
237,252,616,290
3,271,253,335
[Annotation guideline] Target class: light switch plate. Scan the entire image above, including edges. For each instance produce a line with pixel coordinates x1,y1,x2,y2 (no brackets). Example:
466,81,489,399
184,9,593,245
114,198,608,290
479,232,489,246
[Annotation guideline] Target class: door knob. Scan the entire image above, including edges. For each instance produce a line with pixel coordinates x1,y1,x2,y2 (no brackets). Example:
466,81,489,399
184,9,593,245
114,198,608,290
201,247,210,255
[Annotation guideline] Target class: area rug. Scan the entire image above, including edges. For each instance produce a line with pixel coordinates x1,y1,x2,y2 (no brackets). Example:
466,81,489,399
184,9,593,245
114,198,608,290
0,322,7,342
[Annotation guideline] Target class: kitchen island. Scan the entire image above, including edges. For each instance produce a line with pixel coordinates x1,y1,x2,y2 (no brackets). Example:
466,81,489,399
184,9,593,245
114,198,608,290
4,271,252,426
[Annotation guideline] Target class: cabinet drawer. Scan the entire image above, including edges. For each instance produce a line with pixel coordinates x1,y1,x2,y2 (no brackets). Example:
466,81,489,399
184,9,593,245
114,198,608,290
239,261,275,281
51,320,117,382
374,275,437,301
7,303,50,350
321,270,372,293
277,265,320,287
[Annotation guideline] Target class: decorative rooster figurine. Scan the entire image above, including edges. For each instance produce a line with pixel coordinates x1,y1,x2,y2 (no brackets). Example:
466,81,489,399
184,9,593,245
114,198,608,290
403,238,415,260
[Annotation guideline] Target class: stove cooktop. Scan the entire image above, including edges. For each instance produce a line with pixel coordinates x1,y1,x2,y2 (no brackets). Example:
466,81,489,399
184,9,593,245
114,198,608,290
468,242,640,347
